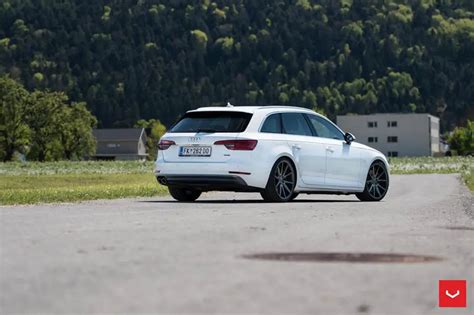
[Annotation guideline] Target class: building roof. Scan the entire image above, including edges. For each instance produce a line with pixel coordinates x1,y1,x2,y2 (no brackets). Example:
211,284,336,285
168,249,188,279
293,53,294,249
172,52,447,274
337,113,439,119
93,128,145,142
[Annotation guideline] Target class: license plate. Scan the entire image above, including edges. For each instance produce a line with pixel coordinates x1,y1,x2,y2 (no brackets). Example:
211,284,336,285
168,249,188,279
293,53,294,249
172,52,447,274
179,146,212,157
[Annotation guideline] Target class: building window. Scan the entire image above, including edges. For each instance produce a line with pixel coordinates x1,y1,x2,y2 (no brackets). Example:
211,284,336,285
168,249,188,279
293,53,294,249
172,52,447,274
368,121,378,128
387,121,397,127
368,137,378,143
387,136,398,143
388,151,398,157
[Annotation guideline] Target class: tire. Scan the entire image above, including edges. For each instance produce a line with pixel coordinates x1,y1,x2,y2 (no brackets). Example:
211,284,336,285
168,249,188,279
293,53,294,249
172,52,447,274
356,160,389,202
168,187,201,202
260,158,296,202
289,193,299,201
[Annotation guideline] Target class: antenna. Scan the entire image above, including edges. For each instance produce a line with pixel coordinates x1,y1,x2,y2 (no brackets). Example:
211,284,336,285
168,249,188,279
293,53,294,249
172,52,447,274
227,102,234,107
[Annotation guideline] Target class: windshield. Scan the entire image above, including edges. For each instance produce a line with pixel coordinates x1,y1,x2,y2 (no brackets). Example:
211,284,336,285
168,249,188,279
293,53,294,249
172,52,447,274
170,111,252,133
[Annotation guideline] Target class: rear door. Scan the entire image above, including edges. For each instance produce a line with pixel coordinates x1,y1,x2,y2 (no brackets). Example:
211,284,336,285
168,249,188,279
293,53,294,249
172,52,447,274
280,112,326,187
161,111,251,163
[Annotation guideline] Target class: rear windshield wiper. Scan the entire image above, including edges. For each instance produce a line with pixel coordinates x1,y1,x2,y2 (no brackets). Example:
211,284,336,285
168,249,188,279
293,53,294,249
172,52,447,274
196,128,217,133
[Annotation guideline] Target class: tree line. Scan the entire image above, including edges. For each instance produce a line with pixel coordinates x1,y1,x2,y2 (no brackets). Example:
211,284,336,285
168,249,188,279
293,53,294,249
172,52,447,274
0,0,472,132
1,75,169,161
0,73,471,162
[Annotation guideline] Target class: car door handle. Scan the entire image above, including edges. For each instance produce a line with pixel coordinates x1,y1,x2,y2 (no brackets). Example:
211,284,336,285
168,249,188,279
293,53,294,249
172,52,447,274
326,146,334,153
292,144,301,150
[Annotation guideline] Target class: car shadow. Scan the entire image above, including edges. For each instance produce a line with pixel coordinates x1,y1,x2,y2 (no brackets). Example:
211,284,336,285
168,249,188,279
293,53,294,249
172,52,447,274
139,199,360,204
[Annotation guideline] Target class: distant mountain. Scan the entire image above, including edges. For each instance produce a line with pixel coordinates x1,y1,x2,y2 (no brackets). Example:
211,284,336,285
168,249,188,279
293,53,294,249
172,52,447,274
1,0,473,130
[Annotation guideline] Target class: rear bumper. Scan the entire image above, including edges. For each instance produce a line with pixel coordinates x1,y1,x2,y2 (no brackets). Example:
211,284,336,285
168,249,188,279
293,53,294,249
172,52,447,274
155,156,271,188
156,175,261,192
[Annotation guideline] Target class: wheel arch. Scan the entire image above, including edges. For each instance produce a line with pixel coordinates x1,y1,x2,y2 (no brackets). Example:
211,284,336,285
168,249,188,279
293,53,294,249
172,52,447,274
372,157,390,172
359,155,390,185
365,157,389,173
261,153,299,189
272,153,298,178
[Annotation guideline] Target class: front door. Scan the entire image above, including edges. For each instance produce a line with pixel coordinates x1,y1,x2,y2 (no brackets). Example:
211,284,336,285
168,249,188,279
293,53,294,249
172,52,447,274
305,114,361,189
323,138,362,188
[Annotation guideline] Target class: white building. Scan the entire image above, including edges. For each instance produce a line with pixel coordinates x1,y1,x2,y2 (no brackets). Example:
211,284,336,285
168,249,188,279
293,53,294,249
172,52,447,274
336,113,440,157
92,128,148,161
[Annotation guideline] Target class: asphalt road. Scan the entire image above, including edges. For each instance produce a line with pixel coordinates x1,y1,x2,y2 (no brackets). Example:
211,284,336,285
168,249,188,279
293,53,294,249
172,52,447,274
1,174,473,314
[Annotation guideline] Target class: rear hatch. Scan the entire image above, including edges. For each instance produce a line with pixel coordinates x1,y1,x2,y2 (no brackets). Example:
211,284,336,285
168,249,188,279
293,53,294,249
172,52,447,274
160,111,253,163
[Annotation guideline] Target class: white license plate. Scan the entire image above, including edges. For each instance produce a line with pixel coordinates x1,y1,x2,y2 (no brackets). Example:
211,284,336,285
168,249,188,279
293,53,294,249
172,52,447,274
179,146,212,157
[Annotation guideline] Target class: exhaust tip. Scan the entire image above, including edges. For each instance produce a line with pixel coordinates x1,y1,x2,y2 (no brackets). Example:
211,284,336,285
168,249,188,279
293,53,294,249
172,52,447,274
157,177,168,185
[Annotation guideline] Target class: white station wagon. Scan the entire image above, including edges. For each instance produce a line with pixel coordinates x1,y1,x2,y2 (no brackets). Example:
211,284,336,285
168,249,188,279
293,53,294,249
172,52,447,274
155,106,389,202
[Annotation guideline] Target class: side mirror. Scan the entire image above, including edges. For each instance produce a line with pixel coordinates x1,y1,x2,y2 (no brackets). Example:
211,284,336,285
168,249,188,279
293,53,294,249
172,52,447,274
344,132,356,144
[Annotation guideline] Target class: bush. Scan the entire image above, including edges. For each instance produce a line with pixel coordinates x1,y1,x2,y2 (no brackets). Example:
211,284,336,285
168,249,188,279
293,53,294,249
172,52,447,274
448,120,473,156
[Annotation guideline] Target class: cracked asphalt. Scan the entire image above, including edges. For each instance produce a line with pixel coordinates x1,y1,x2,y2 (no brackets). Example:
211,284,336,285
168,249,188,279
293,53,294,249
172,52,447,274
1,174,473,314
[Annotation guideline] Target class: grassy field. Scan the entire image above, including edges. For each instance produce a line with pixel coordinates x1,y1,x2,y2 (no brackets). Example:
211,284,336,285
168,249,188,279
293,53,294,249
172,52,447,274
0,161,166,205
0,157,472,205
389,156,473,191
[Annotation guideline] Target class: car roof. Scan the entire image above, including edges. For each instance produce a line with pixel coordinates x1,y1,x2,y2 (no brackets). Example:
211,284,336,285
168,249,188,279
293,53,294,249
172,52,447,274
188,105,316,114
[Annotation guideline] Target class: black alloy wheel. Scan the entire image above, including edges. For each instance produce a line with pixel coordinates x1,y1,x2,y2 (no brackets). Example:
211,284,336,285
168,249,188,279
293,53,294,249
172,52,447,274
356,161,389,201
261,158,296,202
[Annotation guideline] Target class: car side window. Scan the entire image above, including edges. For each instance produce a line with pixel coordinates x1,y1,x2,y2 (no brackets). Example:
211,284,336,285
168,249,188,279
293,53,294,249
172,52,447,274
281,113,313,136
306,115,344,140
260,114,282,133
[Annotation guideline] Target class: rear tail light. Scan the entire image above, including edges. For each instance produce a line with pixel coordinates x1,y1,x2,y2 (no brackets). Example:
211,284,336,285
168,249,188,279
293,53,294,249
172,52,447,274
158,140,176,150
214,139,258,151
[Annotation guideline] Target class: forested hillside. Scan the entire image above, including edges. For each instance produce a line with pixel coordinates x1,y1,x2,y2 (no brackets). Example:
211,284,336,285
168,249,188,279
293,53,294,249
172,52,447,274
0,0,473,130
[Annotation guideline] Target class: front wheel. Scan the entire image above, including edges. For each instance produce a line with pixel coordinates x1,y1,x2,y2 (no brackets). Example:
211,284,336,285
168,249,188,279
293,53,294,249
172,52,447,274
260,158,296,202
168,187,201,202
356,161,389,202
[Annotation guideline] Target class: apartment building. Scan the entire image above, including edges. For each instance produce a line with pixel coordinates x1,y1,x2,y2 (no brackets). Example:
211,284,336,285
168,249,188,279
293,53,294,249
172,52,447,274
336,113,440,157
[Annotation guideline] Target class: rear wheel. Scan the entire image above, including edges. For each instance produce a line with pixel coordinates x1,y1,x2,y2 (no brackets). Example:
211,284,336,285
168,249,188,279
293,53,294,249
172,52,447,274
168,187,201,202
289,193,299,201
356,161,389,202
261,158,296,202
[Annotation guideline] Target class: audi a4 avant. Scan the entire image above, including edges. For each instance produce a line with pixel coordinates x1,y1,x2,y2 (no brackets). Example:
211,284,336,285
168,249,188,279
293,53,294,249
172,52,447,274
155,106,389,202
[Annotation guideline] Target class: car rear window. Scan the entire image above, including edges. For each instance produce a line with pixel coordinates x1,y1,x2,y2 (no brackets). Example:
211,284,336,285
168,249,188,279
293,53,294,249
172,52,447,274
170,111,252,133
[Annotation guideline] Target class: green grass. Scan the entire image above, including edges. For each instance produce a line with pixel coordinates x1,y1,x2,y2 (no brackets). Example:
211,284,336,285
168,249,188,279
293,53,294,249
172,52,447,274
0,161,166,205
0,160,154,176
389,156,473,191
0,157,472,205
463,172,474,191
389,156,473,174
